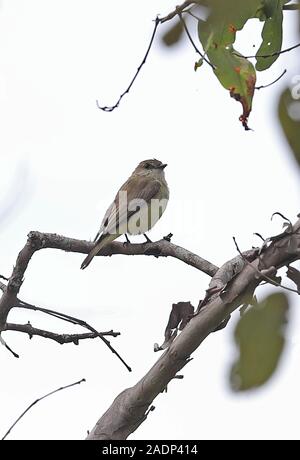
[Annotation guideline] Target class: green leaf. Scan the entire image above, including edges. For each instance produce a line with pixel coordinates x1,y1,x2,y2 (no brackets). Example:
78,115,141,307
230,293,289,391
256,1,283,71
278,87,300,169
198,13,257,130
198,0,262,47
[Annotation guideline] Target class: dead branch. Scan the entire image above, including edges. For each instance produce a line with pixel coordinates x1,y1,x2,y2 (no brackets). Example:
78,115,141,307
4,323,120,345
86,218,300,440
0,231,218,330
2,378,86,440
15,299,131,372
96,17,160,112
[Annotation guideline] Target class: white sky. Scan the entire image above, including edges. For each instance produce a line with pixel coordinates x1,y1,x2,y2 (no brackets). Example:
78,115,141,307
0,0,299,440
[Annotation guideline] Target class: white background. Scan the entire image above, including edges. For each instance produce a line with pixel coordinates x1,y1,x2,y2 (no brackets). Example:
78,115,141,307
0,0,299,440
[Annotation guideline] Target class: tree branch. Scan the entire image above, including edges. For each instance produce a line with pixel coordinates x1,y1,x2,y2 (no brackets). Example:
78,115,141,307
178,12,215,69
15,299,132,372
2,378,86,440
239,42,300,59
3,323,120,345
86,218,300,440
96,16,160,112
255,69,287,90
159,1,196,23
0,231,217,329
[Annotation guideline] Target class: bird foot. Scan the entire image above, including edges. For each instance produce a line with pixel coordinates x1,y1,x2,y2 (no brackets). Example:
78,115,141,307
143,234,152,243
123,234,131,246
163,233,173,242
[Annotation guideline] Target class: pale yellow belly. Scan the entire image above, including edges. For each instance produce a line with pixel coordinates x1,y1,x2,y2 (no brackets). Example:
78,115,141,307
126,198,168,235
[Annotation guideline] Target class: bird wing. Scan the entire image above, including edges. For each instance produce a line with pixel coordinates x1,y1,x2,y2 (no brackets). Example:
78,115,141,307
93,201,115,242
94,176,162,242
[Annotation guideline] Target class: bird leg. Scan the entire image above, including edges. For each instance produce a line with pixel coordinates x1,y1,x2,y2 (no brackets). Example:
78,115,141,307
163,233,173,242
123,234,131,247
143,233,152,243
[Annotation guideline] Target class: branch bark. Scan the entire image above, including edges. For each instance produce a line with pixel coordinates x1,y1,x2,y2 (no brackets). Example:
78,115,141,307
0,231,218,329
86,218,300,440
3,323,120,345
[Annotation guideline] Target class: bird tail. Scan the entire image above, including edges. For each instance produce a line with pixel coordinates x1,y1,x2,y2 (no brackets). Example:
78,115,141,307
80,234,116,270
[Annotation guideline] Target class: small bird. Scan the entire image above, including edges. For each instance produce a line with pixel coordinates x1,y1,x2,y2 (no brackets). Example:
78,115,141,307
81,159,169,269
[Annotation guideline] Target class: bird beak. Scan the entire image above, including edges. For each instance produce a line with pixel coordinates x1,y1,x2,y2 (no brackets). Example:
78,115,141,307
159,163,167,169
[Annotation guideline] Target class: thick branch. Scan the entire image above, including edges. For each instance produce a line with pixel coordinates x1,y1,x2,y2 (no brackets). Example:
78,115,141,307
87,218,300,440
0,231,217,329
3,323,120,345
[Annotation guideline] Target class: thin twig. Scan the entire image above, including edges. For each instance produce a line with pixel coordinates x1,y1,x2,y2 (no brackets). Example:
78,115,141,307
0,334,19,358
178,12,215,69
233,237,300,295
255,69,287,90
239,42,300,59
0,275,9,281
96,17,160,112
2,378,86,440
271,211,292,226
16,300,132,372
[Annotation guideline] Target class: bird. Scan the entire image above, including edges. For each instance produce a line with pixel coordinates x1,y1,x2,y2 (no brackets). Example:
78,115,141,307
80,159,169,269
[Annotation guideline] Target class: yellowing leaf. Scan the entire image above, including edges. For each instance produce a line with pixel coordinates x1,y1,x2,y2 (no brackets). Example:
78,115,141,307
198,1,259,129
230,293,289,391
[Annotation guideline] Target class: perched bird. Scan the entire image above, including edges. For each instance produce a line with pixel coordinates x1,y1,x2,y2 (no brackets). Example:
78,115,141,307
81,159,169,269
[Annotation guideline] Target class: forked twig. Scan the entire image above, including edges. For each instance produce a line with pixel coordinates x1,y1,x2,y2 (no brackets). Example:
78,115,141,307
17,300,132,372
233,237,300,295
255,69,287,90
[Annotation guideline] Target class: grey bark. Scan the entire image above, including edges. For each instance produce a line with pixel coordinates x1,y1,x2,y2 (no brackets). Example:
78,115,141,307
86,218,300,440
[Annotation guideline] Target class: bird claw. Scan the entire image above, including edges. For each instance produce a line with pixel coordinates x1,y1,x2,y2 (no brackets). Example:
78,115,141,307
143,234,152,243
123,234,131,246
163,233,173,242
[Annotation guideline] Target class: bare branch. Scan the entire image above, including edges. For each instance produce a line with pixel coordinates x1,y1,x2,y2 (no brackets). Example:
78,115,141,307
239,42,300,60
16,300,131,372
2,378,85,440
0,231,217,329
4,322,120,345
96,17,160,112
233,236,300,295
87,218,300,440
255,69,287,90
0,231,216,372
0,334,19,358
178,12,215,69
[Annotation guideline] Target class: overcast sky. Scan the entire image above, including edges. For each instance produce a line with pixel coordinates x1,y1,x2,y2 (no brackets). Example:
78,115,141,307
0,0,299,440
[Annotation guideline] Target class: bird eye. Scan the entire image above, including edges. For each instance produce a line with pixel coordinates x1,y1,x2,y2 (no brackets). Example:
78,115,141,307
145,163,151,169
